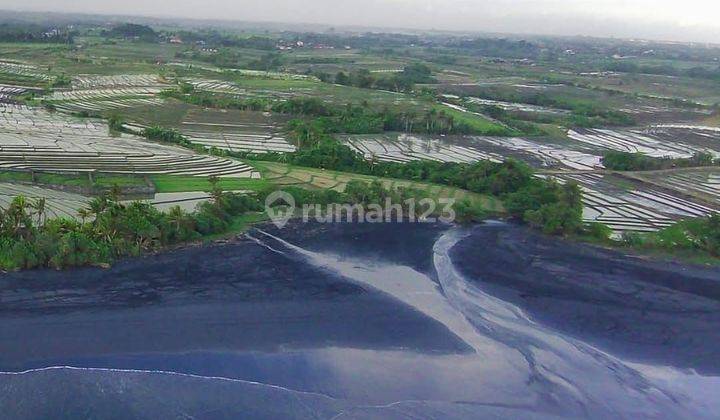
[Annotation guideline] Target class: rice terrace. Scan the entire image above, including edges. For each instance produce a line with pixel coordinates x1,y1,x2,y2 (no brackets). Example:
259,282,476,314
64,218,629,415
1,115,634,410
0,5,719,420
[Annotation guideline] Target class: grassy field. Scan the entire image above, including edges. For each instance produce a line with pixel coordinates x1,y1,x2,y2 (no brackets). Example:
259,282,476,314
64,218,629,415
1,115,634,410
0,72,45,86
149,175,269,193
0,171,147,189
197,158,507,241
0,171,269,194
435,103,514,135
250,160,505,214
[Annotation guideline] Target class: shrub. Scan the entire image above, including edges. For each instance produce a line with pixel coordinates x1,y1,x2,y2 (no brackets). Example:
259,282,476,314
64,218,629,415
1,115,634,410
108,115,126,132
622,213,720,256
143,126,193,147
453,199,488,224
584,222,613,242
602,151,719,171
523,182,583,235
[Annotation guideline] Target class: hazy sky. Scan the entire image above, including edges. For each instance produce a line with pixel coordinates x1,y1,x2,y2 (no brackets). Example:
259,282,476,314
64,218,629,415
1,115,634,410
2,0,720,43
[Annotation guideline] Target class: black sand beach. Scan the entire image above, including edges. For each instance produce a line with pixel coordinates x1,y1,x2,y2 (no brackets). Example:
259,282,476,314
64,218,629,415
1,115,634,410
1,221,718,419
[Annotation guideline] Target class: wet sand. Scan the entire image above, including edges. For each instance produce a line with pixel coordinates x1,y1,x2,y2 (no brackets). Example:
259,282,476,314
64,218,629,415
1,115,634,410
451,223,720,374
0,221,718,419
0,225,468,367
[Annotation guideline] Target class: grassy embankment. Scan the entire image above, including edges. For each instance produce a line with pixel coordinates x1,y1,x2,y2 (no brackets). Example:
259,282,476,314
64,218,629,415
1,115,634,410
249,160,504,214
0,160,502,239
200,159,506,238
575,224,720,266
0,171,146,189
0,170,267,196
148,176,269,193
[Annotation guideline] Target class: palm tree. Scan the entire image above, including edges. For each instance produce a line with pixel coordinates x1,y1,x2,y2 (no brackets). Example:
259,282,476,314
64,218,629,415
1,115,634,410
5,196,33,239
425,109,437,132
88,196,108,221
437,109,448,132
167,205,186,232
33,197,47,226
11,195,28,212
207,176,224,205
406,110,417,133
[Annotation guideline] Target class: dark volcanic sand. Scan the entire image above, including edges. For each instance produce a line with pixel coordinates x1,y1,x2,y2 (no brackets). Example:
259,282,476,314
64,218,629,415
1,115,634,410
451,223,720,374
0,221,718,419
0,223,468,368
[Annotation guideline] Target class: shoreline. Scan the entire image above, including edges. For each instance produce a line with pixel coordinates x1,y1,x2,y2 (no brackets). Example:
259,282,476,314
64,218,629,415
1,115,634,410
2,213,718,275
0,221,717,418
451,223,720,374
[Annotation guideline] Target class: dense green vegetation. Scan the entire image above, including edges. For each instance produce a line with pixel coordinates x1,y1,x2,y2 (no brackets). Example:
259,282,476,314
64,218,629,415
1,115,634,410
0,176,485,270
2,12,720,270
504,179,584,235
278,98,508,135
236,120,584,235
161,90,514,136
143,126,195,147
605,61,720,82
159,88,272,112
103,23,157,42
602,151,719,171
622,213,720,258
457,90,636,128
141,125,233,158
0,170,147,190
277,178,486,223
332,63,436,93
117,114,581,236
0,23,74,43
449,37,545,60
107,115,126,132
0,179,258,270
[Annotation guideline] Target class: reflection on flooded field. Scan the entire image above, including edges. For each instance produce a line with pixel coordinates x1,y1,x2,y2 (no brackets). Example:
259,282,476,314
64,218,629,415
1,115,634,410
342,133,500,163
552,172,717,232
568,127,720,158
343,124,720,233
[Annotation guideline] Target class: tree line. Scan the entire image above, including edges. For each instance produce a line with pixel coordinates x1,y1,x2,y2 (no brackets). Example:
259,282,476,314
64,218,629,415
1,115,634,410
0,23,74,43
328,63,437,93
236,119,585,235
459,89,636,127
133,112,584,237
161,89,514,136
601,151,719,171
137,117,720,259
605,61,720,82
0,180,254,270
0,176,486,271
622,214,720,257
